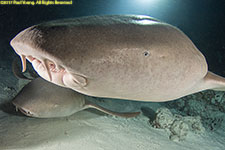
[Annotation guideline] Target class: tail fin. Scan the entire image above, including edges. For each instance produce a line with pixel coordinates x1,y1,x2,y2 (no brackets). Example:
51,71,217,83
204,71,225,91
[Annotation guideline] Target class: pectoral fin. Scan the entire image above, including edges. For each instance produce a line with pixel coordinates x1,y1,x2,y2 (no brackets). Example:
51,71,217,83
63,73,88,88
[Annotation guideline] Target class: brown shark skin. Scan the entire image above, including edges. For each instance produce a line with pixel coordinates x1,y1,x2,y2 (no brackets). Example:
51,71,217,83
10,15,225,102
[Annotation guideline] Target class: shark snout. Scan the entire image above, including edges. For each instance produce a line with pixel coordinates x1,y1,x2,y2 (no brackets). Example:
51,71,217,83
11,35,67,84
12,101,35,117
18,107,35,117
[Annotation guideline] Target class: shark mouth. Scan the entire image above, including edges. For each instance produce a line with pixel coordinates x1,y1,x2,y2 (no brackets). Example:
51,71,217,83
13,102,35,117
18,54,66,82
17,53,87,89
18,107,34,117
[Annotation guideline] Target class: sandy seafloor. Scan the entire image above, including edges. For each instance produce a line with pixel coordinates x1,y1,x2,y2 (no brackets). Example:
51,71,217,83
0,62,225,150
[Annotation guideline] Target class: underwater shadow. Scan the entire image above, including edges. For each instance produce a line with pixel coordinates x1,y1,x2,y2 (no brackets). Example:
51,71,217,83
141,107,156,123
0,101,25,117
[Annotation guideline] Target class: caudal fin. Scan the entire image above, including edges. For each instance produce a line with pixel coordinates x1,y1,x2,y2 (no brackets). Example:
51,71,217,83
204,71,225,91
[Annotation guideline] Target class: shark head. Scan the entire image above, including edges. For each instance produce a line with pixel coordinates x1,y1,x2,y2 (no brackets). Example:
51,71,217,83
10,25,86,90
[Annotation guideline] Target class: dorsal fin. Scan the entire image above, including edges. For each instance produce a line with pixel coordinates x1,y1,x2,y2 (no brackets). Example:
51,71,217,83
85,101,140,118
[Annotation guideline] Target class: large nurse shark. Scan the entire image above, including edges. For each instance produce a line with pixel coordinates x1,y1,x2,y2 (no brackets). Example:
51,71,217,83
10,15,225,102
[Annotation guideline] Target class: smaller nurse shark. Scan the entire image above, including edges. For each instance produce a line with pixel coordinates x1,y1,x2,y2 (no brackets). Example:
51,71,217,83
12,62,140,118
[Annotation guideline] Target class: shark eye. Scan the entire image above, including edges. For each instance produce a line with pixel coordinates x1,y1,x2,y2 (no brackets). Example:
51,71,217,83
143,51,150,57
